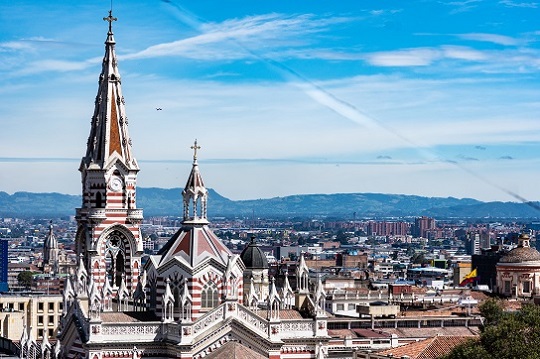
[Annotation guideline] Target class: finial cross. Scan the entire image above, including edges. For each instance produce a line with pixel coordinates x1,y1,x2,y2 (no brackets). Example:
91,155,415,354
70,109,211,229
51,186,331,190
103,10,117,32
191,139,201,161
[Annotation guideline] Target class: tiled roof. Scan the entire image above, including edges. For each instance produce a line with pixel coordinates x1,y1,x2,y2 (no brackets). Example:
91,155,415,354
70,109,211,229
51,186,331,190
500,246,540,263
204,341,266,359
251,308,305,320
382,327,480,338
328,329,357,338
101,311,160,323
378,335,475,359
353,329,392,338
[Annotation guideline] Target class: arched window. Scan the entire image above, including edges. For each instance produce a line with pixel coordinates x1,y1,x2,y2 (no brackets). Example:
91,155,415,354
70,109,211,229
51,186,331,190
96,192,104,208
174,287,181,321
104,230,127,287
201,282,219,309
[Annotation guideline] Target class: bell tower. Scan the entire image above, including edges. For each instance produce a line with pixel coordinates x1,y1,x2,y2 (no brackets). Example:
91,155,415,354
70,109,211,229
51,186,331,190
75,11,143,303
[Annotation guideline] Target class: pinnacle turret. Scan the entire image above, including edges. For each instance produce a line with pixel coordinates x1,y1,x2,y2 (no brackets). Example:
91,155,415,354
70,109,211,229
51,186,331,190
81,10,137,171
182,139,209,224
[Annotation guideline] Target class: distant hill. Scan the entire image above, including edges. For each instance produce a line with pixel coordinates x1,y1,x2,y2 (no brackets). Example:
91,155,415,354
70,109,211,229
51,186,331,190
0,188,539,219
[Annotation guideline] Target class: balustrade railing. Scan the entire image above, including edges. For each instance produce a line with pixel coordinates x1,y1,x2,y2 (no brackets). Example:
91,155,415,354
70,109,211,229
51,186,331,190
237,305,269,335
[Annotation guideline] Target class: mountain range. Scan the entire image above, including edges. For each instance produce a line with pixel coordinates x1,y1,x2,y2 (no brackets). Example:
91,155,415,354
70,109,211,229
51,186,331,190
0,188,539,220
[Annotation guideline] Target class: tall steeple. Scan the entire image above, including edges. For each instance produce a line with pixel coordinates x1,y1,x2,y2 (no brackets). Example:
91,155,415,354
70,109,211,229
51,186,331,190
43,221,59,273
81,10,138,172
182,139,209,224
74,11,143,307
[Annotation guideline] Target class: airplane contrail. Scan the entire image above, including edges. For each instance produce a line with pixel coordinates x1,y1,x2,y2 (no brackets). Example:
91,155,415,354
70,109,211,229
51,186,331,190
159,0,538,212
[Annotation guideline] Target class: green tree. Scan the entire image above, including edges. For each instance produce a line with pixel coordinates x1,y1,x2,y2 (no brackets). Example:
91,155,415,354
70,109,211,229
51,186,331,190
478,298,504,326
444,302,540,359
442,339,491,359
17,271,34,289
481,304,540,359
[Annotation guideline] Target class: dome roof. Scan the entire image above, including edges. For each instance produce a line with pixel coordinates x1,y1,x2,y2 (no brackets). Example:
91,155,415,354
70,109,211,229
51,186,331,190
240,237,269,269
500,234,540,264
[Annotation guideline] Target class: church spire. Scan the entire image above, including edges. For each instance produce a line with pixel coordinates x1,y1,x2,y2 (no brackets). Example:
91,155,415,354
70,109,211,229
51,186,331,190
81,10,137,171
43,221,59,272
182,140,209,224
73,11,143,313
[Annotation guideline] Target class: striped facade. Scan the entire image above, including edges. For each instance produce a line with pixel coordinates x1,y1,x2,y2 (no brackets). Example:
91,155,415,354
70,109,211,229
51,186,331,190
58,12,329,359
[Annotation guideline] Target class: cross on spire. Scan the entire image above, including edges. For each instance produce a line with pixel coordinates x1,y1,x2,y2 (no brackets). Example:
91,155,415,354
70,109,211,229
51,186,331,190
103,10,117,33
191,139,201,162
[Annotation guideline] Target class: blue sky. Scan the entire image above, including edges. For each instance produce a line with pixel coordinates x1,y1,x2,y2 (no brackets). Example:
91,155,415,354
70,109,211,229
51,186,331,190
0,0,539,203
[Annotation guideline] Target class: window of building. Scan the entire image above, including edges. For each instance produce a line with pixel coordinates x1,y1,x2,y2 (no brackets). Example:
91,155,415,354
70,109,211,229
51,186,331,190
348,304,356,310
48,329,54,338
19,303,24,311
201,282,219,309
48,315,54,325
7,303,13,310
48,302,54,312
336,304,344,311
523,281,531,294
38,302,44,312
38,315,44,325
38,329,43,339
504,281,511,294
59,302,63,312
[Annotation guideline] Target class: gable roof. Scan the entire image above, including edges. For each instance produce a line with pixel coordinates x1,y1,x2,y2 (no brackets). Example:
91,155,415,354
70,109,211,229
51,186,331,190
204,341,266,359
158,225,231,269
377,335,475,359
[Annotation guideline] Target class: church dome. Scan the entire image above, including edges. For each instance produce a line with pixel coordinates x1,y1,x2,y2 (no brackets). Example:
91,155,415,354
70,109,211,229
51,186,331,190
500,234,540,263
240,236,269,269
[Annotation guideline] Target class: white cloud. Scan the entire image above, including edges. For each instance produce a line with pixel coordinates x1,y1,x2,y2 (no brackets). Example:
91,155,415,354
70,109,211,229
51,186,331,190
499,0,538,8
441,45,486,60
123,13,352,61
365,48,440,66
457,33,519,46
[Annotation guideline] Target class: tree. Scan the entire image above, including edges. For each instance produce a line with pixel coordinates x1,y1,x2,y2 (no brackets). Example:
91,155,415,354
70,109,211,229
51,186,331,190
17,271,34,289
445,302,540,359
478,298,504,326
442,339,491,359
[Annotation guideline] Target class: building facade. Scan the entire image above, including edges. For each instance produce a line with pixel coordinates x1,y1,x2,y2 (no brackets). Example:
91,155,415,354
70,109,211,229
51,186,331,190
496,233,540,298
52,12,331,359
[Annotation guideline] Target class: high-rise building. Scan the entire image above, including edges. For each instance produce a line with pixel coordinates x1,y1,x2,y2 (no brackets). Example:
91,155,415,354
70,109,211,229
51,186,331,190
0,239,8,292
412,216,436,238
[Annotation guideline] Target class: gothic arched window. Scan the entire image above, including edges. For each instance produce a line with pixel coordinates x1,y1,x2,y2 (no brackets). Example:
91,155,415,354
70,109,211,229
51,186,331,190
104,230,127,287
201,282,219,309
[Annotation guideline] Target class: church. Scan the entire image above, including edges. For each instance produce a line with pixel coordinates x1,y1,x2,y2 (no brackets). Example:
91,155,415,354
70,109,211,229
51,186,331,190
27,11,331,359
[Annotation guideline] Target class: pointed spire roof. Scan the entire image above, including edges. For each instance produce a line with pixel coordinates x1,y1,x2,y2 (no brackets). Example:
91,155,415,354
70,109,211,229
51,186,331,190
53,339,62,358
316,275,326,300
43,221,58,259
41,329,51,355
182,139,208,224
19,323,28,349
281,271,294,297
117,276,130,301
101,274,113,297
81,10,138,171
268,277,280,304
180,279,192,304
297,253,309,274
88,278,101,302
163,278,175,304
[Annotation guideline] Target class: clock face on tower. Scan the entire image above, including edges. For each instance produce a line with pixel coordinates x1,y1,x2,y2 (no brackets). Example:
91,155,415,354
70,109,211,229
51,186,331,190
109,177,123,192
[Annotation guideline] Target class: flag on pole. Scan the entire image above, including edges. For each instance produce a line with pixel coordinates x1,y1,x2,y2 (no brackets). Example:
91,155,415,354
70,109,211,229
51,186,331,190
459,268,478,286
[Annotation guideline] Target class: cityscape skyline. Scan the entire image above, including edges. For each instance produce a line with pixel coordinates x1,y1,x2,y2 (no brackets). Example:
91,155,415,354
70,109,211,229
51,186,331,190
1,0,539,202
